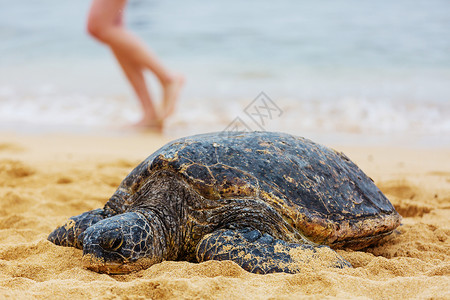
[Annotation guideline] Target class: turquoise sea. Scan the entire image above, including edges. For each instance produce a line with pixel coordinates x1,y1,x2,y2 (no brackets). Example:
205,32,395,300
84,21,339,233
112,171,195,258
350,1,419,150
1,0,449,144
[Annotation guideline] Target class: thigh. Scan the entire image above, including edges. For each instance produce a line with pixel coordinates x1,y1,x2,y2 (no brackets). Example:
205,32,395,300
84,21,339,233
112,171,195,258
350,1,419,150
87,0,127,28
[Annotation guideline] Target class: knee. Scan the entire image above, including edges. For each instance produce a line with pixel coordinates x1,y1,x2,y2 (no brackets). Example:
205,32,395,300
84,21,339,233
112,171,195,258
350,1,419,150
86,19,109,42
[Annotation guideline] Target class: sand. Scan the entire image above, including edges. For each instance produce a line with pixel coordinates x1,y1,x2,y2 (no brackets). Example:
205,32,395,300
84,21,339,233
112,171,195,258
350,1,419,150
0,131,448,299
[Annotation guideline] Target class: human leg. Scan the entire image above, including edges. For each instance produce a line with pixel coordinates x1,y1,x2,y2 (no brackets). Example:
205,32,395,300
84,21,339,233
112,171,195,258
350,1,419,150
112,49,162,128
87,0,184,120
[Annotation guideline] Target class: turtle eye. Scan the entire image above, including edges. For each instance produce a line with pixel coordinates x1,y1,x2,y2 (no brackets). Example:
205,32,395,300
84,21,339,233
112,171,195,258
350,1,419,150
99,230,123,251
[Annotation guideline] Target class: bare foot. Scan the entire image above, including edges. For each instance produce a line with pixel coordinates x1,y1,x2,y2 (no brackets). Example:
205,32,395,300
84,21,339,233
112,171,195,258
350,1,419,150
130,117,164,133
162,74,184,119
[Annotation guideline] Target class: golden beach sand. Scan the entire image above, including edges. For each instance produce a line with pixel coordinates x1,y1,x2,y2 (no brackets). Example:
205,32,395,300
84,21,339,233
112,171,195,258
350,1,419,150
0,132,448,299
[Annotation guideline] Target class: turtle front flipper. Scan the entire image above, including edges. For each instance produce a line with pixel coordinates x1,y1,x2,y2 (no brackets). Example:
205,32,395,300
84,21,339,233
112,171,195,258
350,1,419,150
48,208,107,249
196,228,351,274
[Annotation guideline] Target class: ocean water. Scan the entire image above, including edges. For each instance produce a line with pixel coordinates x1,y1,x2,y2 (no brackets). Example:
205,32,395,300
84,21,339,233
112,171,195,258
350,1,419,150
1,0,449,143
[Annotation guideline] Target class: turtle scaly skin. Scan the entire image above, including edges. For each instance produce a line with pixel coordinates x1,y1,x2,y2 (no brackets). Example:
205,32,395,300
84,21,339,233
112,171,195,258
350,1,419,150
48,132,401,274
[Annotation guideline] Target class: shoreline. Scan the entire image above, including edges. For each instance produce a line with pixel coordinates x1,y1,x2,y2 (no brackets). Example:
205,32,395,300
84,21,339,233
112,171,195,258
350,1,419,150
1,125,449,149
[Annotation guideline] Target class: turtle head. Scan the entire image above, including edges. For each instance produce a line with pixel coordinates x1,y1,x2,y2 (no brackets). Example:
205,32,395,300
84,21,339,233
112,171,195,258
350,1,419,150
81,211,164,274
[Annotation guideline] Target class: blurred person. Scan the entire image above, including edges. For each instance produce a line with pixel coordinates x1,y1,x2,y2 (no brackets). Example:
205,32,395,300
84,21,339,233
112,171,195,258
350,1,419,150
87,0,184,130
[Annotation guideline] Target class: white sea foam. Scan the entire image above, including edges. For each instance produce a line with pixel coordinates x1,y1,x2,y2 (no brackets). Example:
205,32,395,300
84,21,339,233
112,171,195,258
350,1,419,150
1,85,448,143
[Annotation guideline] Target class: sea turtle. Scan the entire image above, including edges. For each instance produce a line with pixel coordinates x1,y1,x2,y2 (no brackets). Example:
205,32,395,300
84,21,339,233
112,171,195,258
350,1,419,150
48,131,401,274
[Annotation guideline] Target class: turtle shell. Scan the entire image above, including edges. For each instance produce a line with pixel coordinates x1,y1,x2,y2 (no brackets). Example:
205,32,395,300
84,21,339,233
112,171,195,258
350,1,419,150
109,131,401,249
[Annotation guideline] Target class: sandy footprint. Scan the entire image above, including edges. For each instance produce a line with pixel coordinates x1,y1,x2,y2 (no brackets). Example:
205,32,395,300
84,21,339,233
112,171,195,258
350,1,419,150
0,159,35,181
379,180,433,217
0,143,25,153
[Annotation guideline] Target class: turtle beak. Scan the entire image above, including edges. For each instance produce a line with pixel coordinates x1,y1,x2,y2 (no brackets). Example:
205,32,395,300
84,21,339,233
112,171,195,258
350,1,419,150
82,226,130,274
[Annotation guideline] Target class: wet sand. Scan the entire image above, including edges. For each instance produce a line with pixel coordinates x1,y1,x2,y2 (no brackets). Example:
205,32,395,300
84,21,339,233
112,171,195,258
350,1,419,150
0,132,448,299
